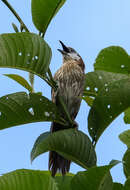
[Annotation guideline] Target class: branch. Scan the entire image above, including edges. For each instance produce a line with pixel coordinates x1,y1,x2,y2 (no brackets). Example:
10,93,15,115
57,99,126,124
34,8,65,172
1,0,29,32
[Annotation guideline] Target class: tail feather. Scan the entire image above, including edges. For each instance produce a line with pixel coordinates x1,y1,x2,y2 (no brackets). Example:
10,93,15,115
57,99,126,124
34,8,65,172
49,122,71,177
49,151,71,177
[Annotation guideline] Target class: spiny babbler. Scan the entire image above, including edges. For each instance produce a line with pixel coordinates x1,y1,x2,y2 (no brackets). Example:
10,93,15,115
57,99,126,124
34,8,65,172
49,41,85,177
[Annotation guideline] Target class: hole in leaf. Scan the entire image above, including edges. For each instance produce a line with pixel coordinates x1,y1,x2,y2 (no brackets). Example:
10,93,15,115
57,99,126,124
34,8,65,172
121,65,125,68
27,53,30,57
107,104,111,109
45,112,50,117
18,52,22,56
99,75,102,79
28,108,34,115
94,87,98,92
105,88,108,92
34,56,38,60
0,112,2,116
86,86,90,91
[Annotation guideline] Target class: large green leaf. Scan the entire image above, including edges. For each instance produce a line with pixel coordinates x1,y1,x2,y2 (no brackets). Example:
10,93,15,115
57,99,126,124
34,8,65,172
0,33,51,77
31,129,97,169
84,70,129,107
31,0,66,33
4,74,33,93
94,46,130,74
0,169,75,190
123,149,130,178
71,164,118,190
84,71,129,97
55,174,74,190
88,78,130,142
119,130,130,148
0,92,63,130
94,46,130,124
0,169,58,190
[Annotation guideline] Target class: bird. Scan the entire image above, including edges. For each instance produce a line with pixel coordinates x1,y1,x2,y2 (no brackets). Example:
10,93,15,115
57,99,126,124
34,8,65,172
49,41,85,177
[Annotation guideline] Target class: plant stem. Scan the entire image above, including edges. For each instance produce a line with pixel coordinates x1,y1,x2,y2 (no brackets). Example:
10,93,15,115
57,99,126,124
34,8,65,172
47,68,57,90
1,0,29,32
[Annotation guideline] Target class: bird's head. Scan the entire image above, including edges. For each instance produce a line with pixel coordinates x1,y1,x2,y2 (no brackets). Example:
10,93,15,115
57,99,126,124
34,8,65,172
58,41,81,62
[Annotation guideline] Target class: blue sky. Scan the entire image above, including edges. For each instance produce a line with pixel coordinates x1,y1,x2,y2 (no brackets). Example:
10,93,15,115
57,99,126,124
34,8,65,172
0,0,130,184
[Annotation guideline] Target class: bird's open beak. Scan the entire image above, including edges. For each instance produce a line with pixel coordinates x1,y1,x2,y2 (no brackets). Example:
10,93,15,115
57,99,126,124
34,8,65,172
57,41,69,54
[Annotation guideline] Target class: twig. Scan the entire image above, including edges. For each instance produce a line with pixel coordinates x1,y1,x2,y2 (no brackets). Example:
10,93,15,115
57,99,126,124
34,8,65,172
1,0,29,32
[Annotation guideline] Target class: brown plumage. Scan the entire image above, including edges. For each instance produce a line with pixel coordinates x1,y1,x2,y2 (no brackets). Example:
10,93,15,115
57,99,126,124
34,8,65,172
49,41,85,176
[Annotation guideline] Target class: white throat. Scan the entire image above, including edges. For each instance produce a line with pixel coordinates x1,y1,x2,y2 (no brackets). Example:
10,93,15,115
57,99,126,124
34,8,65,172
68,52,80,61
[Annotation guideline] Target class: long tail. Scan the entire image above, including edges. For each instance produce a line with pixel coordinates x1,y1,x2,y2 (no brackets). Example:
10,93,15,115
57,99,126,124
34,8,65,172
49,122,71,177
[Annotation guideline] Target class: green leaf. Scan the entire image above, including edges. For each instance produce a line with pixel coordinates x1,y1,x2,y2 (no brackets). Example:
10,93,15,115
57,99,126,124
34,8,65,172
123,149,130,178
0,169,58,190
119,130,130,148
55,174,74,190
109,160,121,166
94,46,130,74
124,177,130,190
0,92,62,130
82,96,94,107
4,74,33,93
12,23,19,33
71,165,116,190
112,183,123,190
88,78,130,142
31,129,97,169
124,108,130,124
0,33,51,77
31,0,66,34
84,71,129,97
93,47,130,125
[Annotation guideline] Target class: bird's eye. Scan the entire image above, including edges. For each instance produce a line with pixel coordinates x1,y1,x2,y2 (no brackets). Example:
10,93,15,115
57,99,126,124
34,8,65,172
68,48,75,53
70,49,75,53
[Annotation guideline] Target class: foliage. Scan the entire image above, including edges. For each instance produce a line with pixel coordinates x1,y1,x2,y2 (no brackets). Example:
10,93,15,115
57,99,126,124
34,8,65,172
31,129,97,169
0,0,130,189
